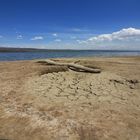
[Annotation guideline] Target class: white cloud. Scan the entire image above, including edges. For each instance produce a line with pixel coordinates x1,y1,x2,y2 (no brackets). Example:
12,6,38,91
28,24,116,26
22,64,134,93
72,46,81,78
54,39,61,42
17,35,23,39
76,40,84,44
31,36,44,40
75,27,140,50
76,39,88,44
52,33,57,37
87,27,140,42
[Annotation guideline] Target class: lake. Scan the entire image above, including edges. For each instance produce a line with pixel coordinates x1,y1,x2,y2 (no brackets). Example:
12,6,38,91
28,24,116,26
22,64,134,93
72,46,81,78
0,50,140,61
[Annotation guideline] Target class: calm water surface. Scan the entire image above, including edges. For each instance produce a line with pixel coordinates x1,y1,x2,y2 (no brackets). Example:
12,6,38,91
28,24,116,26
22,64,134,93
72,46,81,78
0,50,140,61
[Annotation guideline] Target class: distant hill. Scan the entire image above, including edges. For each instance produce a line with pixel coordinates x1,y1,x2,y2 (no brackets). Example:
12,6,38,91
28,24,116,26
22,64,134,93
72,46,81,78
0,47,84,52
0,47,48,52
0,47,139,53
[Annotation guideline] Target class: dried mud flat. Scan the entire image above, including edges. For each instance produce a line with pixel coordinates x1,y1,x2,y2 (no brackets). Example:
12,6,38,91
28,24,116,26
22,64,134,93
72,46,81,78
0,56,140,140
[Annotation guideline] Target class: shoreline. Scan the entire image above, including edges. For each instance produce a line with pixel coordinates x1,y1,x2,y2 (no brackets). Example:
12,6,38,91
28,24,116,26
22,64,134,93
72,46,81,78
0,50,140,61
0,55,140,62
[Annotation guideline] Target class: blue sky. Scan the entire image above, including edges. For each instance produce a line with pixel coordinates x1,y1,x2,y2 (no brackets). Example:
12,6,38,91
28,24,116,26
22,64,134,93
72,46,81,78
0,0,140,50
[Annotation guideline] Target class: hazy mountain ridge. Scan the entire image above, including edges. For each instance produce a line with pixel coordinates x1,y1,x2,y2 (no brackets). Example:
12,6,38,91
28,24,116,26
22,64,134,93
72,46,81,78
0,47,91,52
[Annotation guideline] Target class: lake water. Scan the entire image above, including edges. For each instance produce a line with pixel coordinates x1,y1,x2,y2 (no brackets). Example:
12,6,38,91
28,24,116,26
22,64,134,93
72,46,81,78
0,50,140,61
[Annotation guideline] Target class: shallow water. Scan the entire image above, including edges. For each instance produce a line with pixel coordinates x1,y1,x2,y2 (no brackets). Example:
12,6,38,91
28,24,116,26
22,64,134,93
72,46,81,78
0,50,140,61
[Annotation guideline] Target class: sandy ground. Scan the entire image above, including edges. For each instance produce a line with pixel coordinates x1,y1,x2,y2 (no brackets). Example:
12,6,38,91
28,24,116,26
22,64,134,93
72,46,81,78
0,56,140,140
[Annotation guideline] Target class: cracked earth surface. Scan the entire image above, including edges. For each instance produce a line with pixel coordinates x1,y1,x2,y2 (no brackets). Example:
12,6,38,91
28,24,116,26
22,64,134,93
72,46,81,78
21,71,140,105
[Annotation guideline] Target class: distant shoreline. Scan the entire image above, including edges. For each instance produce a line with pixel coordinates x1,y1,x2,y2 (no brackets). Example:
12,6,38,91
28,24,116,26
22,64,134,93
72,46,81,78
0,48,140,61
0,47,140,53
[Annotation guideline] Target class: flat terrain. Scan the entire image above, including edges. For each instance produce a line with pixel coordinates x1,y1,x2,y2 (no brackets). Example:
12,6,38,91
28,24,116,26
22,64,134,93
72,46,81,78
0,56,140,140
